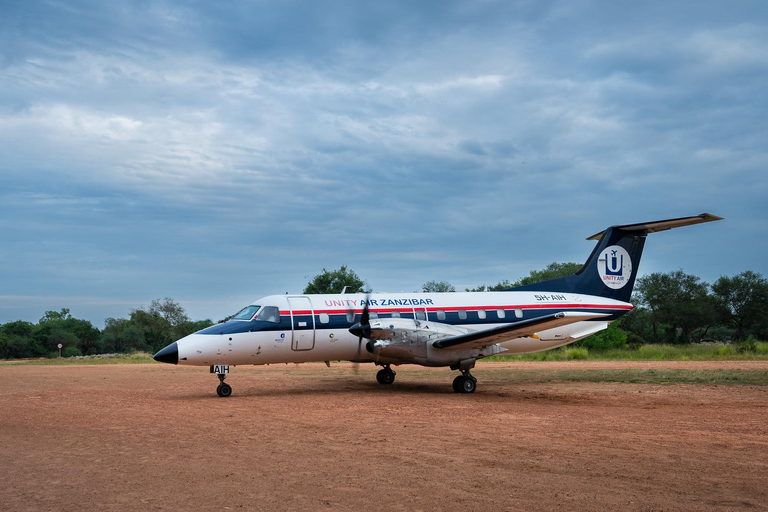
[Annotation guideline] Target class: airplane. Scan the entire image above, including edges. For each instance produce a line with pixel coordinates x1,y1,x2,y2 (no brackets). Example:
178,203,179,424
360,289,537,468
153,213,722,396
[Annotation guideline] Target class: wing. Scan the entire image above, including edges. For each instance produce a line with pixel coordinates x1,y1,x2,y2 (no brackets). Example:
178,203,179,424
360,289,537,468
431,311,610,350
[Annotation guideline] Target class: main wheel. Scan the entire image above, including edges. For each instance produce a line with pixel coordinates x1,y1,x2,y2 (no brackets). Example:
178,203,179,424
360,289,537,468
217,383,233,397
453,376,476,394
376,368,395,385
452,375,463,393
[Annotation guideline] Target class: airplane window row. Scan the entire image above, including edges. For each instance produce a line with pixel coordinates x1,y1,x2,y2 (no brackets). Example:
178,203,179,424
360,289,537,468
314,308,524,324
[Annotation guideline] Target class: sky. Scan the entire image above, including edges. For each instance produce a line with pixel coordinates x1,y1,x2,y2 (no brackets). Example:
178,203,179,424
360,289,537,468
1,0,767,327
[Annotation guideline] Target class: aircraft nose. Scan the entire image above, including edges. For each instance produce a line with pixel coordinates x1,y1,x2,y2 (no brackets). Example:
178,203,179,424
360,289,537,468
153,342,179,364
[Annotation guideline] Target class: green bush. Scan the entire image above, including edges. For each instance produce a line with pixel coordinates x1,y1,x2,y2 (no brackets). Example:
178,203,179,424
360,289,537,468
62,346,83,357
715,345,735,356
575,322,627,351
562,347,589,360
733,336,757,354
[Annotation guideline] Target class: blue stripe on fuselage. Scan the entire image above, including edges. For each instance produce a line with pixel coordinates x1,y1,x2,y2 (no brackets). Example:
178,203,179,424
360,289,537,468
194,308,627,335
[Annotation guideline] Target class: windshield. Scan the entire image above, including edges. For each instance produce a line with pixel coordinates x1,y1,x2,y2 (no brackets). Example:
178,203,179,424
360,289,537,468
233,305,260,320
255,306,280,323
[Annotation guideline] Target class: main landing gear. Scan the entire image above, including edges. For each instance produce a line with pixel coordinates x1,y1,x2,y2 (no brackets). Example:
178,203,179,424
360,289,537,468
376,365,396,385
452,370,477,394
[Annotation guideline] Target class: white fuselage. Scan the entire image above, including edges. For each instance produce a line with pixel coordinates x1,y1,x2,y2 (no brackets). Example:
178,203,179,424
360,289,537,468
175,291,631,368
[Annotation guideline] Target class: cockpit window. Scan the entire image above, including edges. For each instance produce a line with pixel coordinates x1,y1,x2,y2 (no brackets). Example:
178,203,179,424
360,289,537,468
233,305,260,320
256,306,280,323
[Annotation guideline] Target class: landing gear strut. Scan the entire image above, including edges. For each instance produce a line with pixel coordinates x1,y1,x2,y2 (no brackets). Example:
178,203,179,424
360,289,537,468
376,365,396,385
216,373,232,398
452,370,477,394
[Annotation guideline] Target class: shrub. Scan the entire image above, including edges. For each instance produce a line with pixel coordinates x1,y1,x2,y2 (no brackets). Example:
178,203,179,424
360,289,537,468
576,322,627,351
715,345,735,356
733,336,757,354
562,347,589,360
62,346,83,357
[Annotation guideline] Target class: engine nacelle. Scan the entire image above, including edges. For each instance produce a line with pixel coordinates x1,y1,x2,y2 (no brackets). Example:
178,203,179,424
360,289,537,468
365,318,501,366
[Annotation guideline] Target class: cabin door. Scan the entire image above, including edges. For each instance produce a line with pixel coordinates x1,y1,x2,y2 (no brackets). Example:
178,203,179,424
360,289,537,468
287,296,316,351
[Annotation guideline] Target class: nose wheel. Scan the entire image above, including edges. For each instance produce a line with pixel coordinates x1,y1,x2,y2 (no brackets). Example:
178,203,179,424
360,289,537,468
214,368,232,397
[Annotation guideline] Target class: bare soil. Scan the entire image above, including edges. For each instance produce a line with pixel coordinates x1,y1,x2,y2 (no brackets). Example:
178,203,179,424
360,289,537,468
1,362,767,511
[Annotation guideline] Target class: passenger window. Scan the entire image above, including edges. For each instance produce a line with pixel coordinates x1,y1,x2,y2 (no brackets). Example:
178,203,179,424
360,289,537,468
497,309,506,319
391,311,401,318
255,306,280,323
514,309,523,319
370,312,378,319
415,310,426,321
319,313,329,324
436,310,446,321
346,311,356,323
477,309,486,319
458,310,467,320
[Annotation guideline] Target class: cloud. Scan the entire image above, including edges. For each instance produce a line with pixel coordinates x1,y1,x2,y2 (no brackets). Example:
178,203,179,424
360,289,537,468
1,0,767,324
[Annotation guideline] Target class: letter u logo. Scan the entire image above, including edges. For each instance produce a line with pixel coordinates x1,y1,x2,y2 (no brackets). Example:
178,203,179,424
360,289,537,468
605,251,623,276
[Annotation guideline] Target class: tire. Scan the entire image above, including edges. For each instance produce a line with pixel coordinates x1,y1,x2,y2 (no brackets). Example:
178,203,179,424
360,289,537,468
461,377,476,394
376,369,395,385
217,383,232,397
452,375,463,393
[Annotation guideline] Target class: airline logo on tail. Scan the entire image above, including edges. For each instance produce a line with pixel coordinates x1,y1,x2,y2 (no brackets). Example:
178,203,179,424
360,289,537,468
598,245,632,289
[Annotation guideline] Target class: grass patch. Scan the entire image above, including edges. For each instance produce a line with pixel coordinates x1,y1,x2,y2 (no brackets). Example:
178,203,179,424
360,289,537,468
0,352,158,366
488,342,768,361
478,368,768,386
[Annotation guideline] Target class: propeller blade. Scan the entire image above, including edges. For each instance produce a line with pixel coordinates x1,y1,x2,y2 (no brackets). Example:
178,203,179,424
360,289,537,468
350,293,371,374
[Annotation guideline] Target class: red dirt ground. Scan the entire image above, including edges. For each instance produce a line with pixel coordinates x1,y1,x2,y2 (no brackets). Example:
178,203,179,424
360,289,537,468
1,361,767,511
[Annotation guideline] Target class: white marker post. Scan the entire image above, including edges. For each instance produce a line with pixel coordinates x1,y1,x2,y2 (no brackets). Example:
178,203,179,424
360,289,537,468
57,343,63,358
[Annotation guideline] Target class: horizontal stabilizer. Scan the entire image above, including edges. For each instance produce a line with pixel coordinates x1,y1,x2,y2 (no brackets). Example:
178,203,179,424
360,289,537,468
587,213,723,241
432,312,609,350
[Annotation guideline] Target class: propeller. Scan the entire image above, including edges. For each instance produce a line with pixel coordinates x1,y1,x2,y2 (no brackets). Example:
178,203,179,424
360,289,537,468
348,295,371,374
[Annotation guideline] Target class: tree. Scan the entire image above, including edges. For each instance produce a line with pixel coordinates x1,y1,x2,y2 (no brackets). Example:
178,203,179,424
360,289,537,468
304,266,366,294
0,321,45,358
711,271,768,340
466,280,514,292
512,262,582,287
147,298,189,327
422,280,455,292
574,320,628,350
39,308,72,323
467,262,581,292
129,308,173,353
634,270,714,344
128,298,205,352
102,317,148,353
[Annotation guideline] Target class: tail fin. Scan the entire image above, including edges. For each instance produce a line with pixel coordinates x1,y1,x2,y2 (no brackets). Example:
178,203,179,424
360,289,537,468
510,213,723,302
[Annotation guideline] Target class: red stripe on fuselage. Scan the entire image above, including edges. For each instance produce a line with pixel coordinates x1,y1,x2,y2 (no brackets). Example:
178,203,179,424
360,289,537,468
280,303,632,316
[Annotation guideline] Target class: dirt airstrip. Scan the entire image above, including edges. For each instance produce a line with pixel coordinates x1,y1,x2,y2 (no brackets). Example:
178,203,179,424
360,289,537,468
1,361,767,511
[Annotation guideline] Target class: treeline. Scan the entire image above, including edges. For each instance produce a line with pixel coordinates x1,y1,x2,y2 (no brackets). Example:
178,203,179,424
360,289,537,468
2,267,767,359
0,299,213,359
433,267,768,350
306,264,768,350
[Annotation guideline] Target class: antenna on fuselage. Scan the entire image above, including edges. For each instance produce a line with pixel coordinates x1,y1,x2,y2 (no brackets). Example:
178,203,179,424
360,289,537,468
341,286,348,294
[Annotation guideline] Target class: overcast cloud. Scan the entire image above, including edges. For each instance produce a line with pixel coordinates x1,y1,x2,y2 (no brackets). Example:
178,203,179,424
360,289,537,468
1,0,767,325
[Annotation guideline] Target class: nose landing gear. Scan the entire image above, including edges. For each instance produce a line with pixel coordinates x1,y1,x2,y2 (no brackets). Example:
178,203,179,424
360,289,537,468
216,374,232,397
211,365,232,397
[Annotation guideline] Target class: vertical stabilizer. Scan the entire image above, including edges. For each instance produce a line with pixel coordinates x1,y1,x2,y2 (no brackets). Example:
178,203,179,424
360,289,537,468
510,213,723,302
